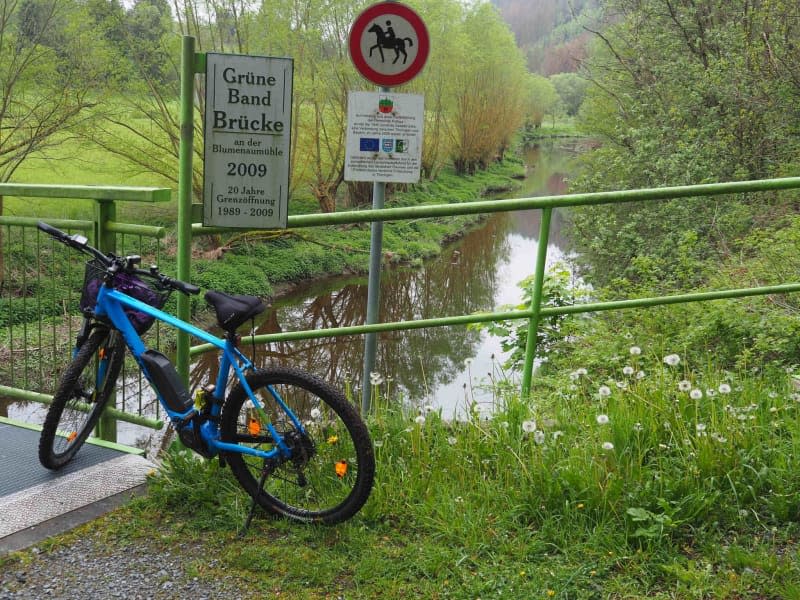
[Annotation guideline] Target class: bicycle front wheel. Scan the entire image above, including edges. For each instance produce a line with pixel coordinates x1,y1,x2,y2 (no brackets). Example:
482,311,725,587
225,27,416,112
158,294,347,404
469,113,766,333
39,326,125,470
221,367,375,524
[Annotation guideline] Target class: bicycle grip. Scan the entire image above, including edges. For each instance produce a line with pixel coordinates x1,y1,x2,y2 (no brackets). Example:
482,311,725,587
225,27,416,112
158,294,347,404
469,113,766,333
176,281,201,296
163,276,201,296
37,221,67,240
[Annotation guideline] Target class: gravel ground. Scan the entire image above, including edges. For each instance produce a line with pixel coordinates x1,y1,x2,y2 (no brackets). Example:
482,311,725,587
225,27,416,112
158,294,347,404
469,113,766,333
0,535,252,600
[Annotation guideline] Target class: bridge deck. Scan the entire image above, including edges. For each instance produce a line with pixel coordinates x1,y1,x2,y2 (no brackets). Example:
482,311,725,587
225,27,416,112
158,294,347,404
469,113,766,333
0,417,154,554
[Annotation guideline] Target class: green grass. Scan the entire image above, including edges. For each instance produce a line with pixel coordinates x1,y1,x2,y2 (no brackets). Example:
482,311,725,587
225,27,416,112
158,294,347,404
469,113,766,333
522,117,583,140
6,345,800,598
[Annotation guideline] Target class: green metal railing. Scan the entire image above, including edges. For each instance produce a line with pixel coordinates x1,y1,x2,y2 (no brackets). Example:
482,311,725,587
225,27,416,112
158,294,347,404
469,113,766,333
4,176,800,439
0,184,171,436
188,176,800,400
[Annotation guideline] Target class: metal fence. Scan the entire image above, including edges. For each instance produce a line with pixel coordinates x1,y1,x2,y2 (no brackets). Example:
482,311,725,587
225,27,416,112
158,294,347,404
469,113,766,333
4,177,800,444
191,176,800,401
0,184,171,441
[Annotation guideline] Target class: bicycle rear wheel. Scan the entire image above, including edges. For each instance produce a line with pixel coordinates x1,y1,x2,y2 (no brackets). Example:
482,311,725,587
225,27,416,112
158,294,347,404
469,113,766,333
220,367,375,524
39,326,125,470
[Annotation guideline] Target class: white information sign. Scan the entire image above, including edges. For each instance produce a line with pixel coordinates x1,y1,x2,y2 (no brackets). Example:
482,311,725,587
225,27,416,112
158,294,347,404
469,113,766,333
203,53,293,229
344,91,423,183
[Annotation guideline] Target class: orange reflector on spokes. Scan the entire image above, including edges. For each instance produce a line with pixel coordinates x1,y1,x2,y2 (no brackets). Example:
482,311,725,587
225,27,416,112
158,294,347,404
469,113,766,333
67,431,77,442
335,460,348,478
247,418,261,436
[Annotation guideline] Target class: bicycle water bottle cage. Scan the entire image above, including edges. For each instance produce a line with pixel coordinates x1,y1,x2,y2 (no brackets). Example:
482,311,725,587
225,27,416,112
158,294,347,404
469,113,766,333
205,291,266,333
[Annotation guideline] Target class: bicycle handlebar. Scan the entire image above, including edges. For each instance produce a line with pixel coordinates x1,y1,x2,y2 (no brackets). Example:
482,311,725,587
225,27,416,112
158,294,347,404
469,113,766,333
37,221,201,296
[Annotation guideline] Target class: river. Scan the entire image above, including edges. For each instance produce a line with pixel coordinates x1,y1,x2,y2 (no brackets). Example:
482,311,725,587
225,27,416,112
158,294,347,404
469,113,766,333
1,140,582,447
206,140,582,418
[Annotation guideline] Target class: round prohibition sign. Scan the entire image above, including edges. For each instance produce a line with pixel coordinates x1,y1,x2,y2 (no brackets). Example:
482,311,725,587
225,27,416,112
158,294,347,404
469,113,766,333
349,1,430,87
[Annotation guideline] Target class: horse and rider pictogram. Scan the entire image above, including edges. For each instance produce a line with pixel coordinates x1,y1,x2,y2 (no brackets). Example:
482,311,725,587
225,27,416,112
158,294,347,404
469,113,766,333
368,20,414,65
349,1,429,87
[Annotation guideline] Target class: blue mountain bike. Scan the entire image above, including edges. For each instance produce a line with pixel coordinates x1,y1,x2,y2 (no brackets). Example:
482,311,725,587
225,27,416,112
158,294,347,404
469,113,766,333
36,221,375,527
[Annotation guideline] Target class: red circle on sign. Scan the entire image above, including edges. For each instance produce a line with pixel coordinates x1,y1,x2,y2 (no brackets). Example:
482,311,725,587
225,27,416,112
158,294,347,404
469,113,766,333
349,2,430,87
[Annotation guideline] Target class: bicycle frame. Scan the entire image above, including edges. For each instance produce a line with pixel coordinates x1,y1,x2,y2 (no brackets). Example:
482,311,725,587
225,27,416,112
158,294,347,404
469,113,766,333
92,282,304,461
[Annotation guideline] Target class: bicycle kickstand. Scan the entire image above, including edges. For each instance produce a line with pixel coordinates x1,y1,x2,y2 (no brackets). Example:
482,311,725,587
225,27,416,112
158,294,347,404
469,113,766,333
238,460,271,538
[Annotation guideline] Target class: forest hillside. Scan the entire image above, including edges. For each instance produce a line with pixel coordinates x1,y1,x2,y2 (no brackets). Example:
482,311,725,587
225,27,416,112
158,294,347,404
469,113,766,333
491,0,600,73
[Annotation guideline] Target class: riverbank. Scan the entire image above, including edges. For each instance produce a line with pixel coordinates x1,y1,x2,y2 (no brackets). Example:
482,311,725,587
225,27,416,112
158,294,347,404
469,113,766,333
190,156,528,301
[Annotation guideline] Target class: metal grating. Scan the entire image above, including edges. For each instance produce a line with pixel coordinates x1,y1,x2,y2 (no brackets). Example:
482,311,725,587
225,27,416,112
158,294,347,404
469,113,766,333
0,420,155,540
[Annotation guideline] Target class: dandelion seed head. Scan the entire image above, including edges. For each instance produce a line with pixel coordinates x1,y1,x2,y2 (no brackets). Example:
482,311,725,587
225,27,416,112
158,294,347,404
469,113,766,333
414,415,426,425
522,420,537,433
718,383,732,394
533,430,545,445
310,408,322,420
596,414,610,425
552,430,564,440
663,353,681,366
598,385,612,398
636,370,646,379
463,358,474,367
630,346,642,356
690,389,703,400
678,380,692,392
576,368,588,376
633,422,643,432
696,422,707,433
447,436,457,446
602,441,614,450
623,366,635,376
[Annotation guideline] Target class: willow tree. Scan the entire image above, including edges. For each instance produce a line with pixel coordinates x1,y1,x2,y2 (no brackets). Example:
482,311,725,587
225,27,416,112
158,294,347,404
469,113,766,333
448,1,528,175
0,0,114,283
278,0,361,213
0,0,111,181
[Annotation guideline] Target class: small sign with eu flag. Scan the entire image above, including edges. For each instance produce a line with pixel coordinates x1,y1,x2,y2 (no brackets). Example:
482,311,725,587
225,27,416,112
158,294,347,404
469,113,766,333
345,91,423,183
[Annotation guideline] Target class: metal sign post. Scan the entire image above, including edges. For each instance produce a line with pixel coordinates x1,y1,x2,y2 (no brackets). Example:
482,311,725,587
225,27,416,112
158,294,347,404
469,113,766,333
348,2,429,412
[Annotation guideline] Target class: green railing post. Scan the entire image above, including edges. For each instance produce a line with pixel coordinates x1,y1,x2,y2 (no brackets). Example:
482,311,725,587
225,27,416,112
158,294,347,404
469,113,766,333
94,198,118,442
176,34,197,385
521,207,552,398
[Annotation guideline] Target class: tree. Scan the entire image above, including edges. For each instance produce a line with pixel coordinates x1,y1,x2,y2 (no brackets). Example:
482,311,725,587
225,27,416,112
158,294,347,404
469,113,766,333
0,0,109,182
0,0,116,285
525,74,559,128
449,2,528,174
549,72,587,116
571,0,800,287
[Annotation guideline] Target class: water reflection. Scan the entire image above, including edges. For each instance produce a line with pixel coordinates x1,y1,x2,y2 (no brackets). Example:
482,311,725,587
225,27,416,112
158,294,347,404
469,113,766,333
194,214,508,406
193,141,579,417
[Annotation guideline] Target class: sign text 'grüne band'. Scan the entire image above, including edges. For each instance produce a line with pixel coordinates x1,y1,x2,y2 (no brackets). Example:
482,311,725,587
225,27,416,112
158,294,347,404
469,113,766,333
203,53,293,229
